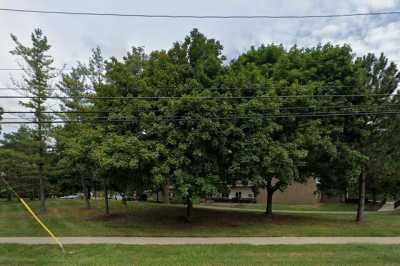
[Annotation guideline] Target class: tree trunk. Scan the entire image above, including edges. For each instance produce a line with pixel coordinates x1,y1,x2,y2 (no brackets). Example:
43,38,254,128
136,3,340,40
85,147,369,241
266,183,274,216
81,177,91,209
7,191,12,201
356,169,366,223
87,185,91,200
38,119,47,214
94,184,97,200
122,193,128,208
38,175,46,213
37,115,47,213
372,190,377,204
162,182,170,204
30,189,34,201
38,148,46,213
104,180,110,216
185,196,193,222
84,188,91,209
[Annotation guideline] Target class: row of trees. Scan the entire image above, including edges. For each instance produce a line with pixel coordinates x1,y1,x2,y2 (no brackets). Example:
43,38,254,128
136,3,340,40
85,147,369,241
1,28,400,222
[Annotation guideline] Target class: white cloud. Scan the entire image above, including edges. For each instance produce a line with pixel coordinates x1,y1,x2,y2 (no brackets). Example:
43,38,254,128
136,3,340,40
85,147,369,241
365,0,397,9
318,24,341,36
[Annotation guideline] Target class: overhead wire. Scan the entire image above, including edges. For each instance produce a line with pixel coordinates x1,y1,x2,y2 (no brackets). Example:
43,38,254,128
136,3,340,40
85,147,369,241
0,85,372,91
1,110,400,124
0,68,69,71
1,57,399,73
0,93,397,100
1,8,400,19
2,103,400,114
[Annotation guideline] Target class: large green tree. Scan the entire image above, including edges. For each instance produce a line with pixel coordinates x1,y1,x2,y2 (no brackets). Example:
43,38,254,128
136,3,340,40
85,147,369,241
354,54,400,220
102,29,227,221
55,50,102,209
221,44,322,215
91,133,156,215
10,29,55,213
0,127,41,201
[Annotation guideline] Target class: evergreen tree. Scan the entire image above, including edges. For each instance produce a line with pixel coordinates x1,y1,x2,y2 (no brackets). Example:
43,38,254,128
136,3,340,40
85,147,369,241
10,29,55,213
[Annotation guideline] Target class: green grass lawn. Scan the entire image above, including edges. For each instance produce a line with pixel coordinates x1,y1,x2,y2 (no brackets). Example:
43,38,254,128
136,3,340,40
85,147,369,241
0,199,399,237
1,244,400,265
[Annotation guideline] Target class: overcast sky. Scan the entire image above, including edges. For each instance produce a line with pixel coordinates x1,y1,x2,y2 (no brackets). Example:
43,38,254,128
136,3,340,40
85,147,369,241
0,0,400,134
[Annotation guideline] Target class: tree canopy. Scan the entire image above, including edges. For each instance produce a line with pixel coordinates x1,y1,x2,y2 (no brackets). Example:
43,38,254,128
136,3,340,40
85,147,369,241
2,28,400,222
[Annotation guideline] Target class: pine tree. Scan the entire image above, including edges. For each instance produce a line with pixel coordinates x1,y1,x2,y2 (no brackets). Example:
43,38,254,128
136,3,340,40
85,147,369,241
10,28,55,213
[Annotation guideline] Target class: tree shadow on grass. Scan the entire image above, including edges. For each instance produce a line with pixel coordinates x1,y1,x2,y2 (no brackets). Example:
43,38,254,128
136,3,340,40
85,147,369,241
87,205,351,230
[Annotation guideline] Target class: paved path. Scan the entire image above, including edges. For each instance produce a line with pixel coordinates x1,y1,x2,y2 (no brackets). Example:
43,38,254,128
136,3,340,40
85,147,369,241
195,205,367,215
378,202,395,212
1,237,400,245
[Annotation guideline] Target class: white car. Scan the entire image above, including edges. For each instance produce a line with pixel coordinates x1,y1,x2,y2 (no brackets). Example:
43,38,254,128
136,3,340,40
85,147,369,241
113,194,123,200
60,194,80,199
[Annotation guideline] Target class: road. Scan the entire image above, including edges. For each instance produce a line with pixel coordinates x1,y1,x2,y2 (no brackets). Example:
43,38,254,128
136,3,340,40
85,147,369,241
1,237,400,245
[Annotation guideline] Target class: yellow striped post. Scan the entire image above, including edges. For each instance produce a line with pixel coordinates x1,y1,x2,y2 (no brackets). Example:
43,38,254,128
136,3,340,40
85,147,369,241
1,177,65,253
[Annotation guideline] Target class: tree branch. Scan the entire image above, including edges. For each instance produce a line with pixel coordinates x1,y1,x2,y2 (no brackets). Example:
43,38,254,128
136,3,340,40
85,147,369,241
272,180,285,192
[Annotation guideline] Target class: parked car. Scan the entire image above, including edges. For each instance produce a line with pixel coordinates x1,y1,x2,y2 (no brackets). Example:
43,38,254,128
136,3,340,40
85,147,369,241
60,194,80,200
113,194,123,200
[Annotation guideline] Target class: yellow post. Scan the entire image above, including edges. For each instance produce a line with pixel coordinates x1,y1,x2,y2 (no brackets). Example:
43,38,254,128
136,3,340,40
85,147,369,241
1,177,65,253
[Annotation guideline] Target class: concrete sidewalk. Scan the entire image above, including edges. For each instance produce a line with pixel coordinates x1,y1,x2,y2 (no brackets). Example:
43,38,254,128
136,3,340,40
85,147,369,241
195,205,366,215
1,237,400,245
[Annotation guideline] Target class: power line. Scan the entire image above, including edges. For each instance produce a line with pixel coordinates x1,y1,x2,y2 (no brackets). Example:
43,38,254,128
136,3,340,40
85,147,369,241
1,110,399,124
2,103,400,114
0,84,397,93
0,93,397,100
1,8,400,19
1,117,32,121
0,85,361,91
0,68,69,72
0,88,62,92
2,111,105,114
1,58,399,72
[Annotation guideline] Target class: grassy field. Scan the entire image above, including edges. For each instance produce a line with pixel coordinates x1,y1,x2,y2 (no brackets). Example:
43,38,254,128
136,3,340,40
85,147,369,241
1,244,400,265
1,199,399,237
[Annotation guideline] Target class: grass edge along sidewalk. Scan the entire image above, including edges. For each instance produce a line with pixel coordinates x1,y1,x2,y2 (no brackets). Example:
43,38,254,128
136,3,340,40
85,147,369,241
1,236,400,245
1,244,400,266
